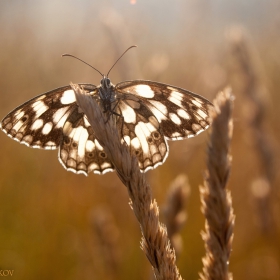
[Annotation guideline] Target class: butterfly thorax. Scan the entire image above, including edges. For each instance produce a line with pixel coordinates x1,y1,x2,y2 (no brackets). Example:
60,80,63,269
98,76,116,113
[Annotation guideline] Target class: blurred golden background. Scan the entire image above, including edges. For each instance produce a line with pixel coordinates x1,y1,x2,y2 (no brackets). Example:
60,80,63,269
0,1,279,279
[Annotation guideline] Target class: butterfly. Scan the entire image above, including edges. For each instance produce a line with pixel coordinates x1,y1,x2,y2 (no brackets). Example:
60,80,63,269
0,47,213,176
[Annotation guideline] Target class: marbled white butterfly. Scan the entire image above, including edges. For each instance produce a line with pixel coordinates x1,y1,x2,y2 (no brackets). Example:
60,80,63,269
0,46,213,175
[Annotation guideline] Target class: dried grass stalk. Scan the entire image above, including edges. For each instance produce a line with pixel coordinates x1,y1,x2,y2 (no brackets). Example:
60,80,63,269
227,26,275,182
227,26,276,233
72,83,183,280
164,174,190,257
199,87,235,280
89,207,121,279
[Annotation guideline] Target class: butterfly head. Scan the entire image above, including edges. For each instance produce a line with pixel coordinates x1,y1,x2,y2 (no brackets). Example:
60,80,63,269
101,76,112,89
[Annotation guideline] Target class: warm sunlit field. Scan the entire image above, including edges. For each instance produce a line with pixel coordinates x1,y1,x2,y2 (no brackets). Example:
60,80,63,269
0,1,279,279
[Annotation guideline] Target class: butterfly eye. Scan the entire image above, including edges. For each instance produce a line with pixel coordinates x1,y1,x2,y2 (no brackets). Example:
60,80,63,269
106,78,111,88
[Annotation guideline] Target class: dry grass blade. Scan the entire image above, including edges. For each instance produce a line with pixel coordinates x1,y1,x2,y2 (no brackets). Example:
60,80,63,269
89,207,121,279
227,26,275,182
227,26,276,233
199,87,235,280
72,83,183,280
164,174,190,258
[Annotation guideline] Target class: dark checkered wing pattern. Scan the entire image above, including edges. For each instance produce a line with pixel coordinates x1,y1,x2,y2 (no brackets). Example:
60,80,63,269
0,84,114,175
114,80,213,171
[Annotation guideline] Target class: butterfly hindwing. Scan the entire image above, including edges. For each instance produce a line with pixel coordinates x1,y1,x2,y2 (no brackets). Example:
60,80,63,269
59,112,114,175
116,97,168,171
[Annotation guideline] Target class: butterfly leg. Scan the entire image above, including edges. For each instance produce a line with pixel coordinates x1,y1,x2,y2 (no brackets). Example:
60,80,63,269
104,99,122,123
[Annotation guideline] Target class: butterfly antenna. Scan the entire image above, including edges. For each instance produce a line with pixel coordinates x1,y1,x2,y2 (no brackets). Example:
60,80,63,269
107,45,137,77
62,53,104,77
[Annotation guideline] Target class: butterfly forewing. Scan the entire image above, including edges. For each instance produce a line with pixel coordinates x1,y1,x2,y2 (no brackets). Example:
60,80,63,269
116,80,213,140
1,86,75,149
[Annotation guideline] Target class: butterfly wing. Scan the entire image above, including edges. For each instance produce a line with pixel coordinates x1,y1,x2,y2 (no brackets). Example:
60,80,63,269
1,79,213,175
1,85,75,149
115,97,168,172
59,108,114,175
114,80,213,171
0,84,114,175
116,80,213,140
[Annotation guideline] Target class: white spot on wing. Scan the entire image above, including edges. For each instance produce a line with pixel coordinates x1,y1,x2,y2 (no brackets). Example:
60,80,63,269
131,137,140,149
196,109,208,119
133,85,155,98
84,116,91,127
77,127,89,159
71,126,83,143
13,120,23,132
95,140,104,151
21,140,30,147
169,113,181,125
31,119,44,130
88,163,99,172
15,111,25,120
61,90,76,104
171,132,182,138
145,122,157,133
168,91,184,107
53,107,71,128
32,100,49,118
101,162,112,170
124,135,131,146
177,109,190,119
86,140,95,152
147,100,168,122
192,99,201,107
148,100,168,114
101,168,114,174
45,141,56,147
119,102,137,123
135,122,151,156
36,94,46,101
42,122,53,135
167,86,176,91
